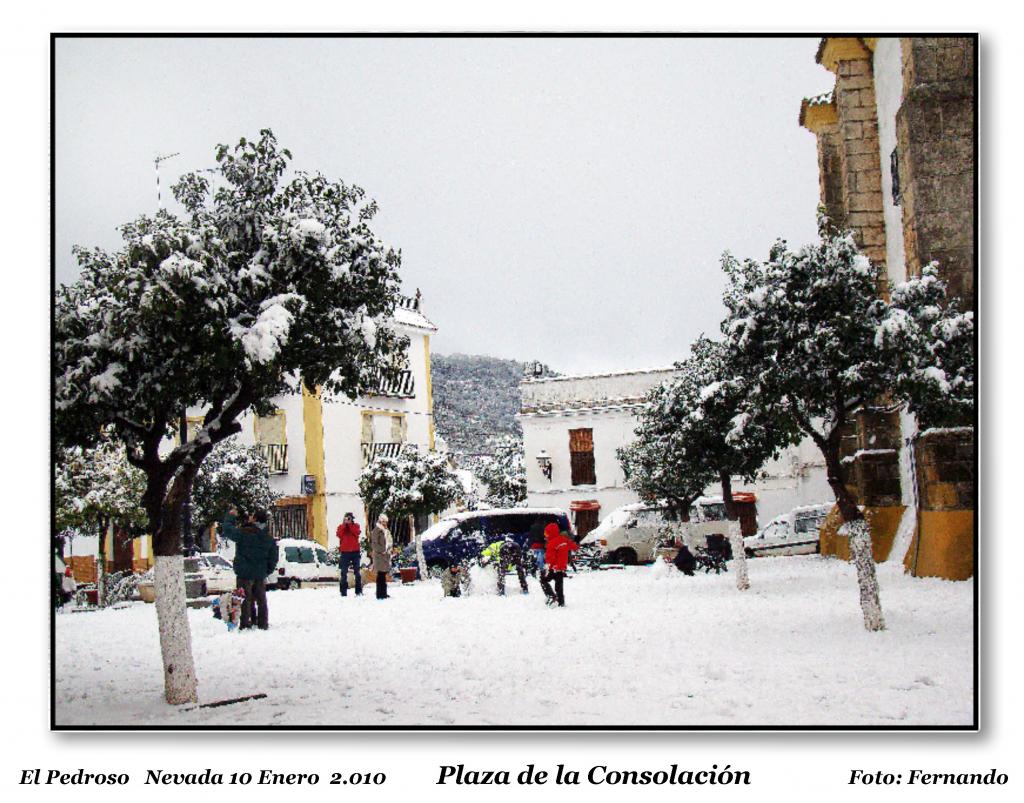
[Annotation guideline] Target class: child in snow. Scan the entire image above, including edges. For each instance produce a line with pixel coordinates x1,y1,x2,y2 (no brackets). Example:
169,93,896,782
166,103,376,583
441,564,471,598
482,537,529,595
218,587,245,631
540,523,579,607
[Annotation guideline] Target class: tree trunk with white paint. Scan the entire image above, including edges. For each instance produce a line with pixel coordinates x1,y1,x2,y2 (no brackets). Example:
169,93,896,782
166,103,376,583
411,514,427,579
822,443,886,632
844,519,886,631
154,555,199,704
727,520,749,591
720,471,750,591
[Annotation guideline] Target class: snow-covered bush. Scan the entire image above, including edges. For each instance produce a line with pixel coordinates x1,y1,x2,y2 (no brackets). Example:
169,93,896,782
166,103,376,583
358,447,463,576
191,437,279,533
54,429,147,606
54,130,410,704
474,435,528,508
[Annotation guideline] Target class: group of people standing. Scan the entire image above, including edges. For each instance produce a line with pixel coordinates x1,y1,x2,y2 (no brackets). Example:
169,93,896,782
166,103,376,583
218,507,582,630
335,511,394,600
219,506,278,630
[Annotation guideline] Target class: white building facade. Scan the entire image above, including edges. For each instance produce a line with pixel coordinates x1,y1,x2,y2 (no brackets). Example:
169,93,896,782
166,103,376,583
228,297,438,548
520,367,831,537
176,295,439,554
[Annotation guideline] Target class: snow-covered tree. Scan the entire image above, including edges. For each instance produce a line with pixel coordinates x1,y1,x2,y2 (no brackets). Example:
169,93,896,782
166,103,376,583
54,430,147,606
875,263,974,429
475,435,527,508
619,338,796,589
54,130,409,704
618,386,714,532
190,437,279,537
720,219,974,630
358,447,462,577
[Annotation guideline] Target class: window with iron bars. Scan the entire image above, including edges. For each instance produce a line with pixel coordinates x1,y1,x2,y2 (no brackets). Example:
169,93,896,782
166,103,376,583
568,428,596,486
257,442,289,474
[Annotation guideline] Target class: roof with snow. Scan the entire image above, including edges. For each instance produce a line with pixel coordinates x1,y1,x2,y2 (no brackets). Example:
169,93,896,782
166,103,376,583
799,89,837,130
522,365,677,385
392,297,436,333
520,365,679,417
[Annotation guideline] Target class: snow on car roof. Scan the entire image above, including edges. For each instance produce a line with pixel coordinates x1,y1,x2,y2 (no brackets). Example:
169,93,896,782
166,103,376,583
445,506,569,521
605,497,726,515
277,538,325,547
421,507,570,542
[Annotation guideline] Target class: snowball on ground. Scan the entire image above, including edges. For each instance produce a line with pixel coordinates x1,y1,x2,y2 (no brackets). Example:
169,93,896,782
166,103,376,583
54,558,973,727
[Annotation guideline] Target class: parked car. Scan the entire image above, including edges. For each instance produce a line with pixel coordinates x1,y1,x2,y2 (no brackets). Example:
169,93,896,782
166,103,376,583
196,552,237,594
273,538,339,589
743,504,832,557
137,557,207,603
580,497,738,565
402,507,573,576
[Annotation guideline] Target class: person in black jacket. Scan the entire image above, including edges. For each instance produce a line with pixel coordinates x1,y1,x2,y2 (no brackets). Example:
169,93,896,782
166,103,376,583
673,543,697,576
221,507,279,630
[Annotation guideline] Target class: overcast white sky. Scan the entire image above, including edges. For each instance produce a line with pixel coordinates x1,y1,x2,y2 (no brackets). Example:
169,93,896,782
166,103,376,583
55,36,834,374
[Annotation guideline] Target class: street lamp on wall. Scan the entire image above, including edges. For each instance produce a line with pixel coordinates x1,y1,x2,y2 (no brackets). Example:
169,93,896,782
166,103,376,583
536,449,552,481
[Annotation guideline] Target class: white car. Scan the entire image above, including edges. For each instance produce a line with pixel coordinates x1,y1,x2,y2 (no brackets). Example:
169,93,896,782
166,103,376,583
581,498,735,565
196,553,237,594
273,538,339,589
743,504,832,557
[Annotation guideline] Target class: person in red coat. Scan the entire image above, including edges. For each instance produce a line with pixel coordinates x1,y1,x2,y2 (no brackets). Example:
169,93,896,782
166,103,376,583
336,512,363,597
540,522,579,607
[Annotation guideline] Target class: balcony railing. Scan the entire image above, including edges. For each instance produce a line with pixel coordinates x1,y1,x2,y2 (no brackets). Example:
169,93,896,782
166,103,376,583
366,368,416,399
361,441,406,467
257,442,289,475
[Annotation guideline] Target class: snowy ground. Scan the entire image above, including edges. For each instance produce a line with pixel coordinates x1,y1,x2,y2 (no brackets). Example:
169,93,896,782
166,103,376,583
54,557,974,727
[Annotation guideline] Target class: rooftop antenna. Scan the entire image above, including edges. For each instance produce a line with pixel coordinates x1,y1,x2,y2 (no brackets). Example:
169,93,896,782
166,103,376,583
154,152,180,209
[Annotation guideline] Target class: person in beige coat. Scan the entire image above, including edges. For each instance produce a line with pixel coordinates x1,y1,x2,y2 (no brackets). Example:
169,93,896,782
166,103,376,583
370,514,393,600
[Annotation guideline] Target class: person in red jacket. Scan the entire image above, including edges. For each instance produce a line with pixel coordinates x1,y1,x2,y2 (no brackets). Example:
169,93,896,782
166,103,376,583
336,512,363,597
540,522,579,607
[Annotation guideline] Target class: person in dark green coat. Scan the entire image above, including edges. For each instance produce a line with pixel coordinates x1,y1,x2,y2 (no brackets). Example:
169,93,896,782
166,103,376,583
221,507,279,630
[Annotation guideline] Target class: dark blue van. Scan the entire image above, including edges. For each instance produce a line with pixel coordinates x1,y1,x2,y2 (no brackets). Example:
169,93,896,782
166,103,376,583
402,508,572,575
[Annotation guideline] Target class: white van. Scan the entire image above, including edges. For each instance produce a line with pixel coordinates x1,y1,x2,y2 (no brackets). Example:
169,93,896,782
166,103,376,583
273,538,340,589
743,504,832,557
581,498,734,565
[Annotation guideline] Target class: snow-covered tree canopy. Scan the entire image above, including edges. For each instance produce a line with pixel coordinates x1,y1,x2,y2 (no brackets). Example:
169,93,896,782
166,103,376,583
618,381,714,517
721,220,974,454
619,337,797,518
190,437,280,531
474,435,527,508
54,129,409,543
875,263,975,429
54,429,147,536
358,448,463,521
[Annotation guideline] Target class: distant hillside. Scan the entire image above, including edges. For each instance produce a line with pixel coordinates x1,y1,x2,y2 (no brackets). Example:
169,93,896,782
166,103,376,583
430,354,529,457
